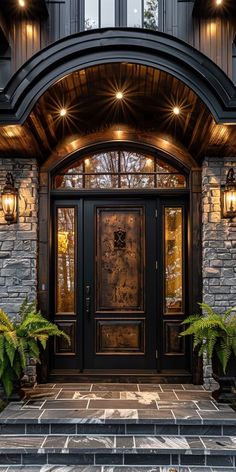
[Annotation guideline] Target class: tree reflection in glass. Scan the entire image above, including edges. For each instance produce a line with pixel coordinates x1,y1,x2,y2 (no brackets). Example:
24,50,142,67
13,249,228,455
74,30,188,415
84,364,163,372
56,208,75,313
164,207,183,313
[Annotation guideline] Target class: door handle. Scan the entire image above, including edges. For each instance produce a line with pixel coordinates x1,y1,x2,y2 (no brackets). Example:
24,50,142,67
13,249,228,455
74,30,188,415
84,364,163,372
85,284,91,317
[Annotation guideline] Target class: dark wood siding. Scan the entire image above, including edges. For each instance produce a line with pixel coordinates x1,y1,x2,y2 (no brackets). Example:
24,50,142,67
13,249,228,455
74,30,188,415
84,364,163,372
2,0,236,82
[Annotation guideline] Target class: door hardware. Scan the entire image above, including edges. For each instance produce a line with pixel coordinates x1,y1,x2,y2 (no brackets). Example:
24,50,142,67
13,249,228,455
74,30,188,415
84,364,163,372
85,284,91,317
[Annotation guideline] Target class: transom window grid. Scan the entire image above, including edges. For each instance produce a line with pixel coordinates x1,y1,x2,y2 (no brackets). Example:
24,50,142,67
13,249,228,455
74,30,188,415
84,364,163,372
53,151,187,190
83,0,159,31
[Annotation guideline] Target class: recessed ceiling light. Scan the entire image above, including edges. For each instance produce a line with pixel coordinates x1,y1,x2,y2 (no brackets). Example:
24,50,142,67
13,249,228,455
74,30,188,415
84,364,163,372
18,0,26,7
60,108,67,117
216,0,223,5
116,91,123,100
173,106,181,116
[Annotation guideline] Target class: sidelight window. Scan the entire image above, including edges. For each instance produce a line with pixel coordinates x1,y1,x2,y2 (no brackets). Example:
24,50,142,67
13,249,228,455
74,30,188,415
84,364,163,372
53,150,186,190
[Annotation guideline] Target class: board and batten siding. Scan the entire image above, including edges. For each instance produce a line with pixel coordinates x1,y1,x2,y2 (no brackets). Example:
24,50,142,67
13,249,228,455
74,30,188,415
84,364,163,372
5,0,236,83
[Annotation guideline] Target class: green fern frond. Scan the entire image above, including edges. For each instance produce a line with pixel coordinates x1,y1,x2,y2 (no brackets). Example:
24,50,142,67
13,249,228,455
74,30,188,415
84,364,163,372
0,309,14,330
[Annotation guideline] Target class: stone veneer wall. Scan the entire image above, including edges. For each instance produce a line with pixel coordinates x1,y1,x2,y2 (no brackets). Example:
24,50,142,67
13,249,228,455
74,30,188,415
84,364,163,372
0,158,38,386
202,156,236,388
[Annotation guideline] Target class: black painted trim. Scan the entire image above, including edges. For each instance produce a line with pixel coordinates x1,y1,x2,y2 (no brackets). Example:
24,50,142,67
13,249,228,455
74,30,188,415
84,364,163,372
0,28,236,124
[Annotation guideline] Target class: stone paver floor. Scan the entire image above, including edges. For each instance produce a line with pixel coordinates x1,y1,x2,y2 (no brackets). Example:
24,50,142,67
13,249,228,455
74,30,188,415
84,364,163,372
1,383,235,424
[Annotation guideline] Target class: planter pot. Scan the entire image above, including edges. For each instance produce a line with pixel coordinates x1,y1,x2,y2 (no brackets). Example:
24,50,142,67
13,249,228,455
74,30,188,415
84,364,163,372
212,353,236,403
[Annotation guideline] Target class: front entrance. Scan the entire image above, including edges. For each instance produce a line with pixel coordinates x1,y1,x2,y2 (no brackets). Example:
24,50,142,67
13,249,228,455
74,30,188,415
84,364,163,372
51,193,190,377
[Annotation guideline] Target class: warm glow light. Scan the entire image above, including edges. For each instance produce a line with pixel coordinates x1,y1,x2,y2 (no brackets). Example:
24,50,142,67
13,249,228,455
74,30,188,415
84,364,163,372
216,0,223,5
60,108,67,117
173,106,181,116
84,158,90,167
116,91,123,100
18,0,26,7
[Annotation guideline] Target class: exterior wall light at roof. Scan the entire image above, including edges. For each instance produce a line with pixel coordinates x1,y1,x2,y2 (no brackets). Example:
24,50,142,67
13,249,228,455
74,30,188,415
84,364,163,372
215,0,223,5
222,168,236,219
18,0,26,7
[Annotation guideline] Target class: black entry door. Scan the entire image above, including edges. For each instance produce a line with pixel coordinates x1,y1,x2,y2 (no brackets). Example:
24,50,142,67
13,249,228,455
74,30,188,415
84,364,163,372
83,199,158,370
52,196,190,376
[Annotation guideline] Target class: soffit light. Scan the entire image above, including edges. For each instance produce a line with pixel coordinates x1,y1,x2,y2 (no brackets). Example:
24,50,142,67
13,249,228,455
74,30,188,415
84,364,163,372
222,168,236,219
1,173,18,225
115,91,124,100
173,106,181,116
59,108,67,117
215,0,223,5
18,0,26,7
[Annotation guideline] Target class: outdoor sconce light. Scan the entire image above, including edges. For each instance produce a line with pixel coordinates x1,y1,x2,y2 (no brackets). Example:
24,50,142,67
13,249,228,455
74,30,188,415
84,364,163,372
1,173,18,224
222,168,236,219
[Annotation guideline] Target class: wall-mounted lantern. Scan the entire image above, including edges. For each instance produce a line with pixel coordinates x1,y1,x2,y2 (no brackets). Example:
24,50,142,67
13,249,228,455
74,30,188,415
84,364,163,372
222,168,236,219
1,173,18,225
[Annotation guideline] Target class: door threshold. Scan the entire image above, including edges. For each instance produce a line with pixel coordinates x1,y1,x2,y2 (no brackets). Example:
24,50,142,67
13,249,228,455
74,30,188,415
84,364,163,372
48,369,192,384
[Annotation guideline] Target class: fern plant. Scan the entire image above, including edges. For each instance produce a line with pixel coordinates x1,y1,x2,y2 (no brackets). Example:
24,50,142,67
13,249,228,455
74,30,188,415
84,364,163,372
0,299,70,397
180,303,236,374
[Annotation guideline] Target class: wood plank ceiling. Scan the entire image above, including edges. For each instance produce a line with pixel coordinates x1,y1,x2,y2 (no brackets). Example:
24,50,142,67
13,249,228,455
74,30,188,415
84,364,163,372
0,63,235,163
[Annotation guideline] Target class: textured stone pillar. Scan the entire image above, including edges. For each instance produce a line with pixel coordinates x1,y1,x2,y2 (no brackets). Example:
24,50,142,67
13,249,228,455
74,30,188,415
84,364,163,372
202,156,236,388
0,158,38,387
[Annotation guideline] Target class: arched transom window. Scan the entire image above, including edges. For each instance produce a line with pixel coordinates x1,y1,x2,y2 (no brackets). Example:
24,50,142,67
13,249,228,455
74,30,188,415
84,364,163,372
53,150,187,190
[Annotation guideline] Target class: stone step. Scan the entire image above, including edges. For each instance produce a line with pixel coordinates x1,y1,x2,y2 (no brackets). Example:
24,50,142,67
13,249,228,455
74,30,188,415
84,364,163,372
0,434,236,467
4,467,236,472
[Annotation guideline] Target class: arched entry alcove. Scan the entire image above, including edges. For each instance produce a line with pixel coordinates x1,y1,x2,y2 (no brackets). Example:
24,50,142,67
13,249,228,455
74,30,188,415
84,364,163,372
2,29,233,383
38,128,202,383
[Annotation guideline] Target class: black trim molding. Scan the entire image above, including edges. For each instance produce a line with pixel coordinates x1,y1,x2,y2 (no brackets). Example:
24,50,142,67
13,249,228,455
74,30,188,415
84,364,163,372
0,28,236,124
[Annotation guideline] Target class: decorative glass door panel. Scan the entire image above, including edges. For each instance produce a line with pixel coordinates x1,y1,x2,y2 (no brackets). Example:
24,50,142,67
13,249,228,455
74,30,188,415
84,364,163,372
83,199,157,370
96,208,144,312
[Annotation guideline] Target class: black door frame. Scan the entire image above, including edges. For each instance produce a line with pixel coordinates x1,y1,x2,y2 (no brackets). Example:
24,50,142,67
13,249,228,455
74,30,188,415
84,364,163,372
50,191,191,376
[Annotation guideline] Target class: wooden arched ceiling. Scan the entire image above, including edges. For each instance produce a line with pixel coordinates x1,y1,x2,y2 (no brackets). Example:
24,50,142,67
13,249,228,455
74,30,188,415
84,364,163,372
0,63,235,162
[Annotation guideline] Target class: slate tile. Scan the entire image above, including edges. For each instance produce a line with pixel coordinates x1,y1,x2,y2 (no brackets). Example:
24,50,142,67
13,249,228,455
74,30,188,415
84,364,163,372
0,436,44,449
0,424,25,434
223,425,236,435
26,424,50,435
206,455,234,466
0,454,22,465
40,409,105,423
95,454,123,465
180,455,205,466
155,424,178,435
22,454,46,465
77,424,125,434
160,384,184,391
174,391,213,401
124,454,171,465
74,392,120,400
157,393,178,401
67,435,115,451
48,453,94,465
120,392,160,402
180,425,221,436
135,435,189,451
172,408,202,423
51,424,76,434
0,409,42,422
43,435,67,449
182,385,205,391
138,384,162,392
195,400,218,411
116,435,134,449
105,409,138,422
138,409,174,423
55,383,92,390
199,410,236,424
158,401,197,410
126,424,155,435
43,400,88,410
202,436,236,451
91,384,138,392
89,400,157,410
